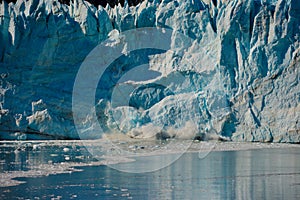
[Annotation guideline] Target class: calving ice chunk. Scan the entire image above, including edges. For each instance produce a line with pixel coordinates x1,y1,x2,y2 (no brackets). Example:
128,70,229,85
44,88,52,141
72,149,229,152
0,0,299,143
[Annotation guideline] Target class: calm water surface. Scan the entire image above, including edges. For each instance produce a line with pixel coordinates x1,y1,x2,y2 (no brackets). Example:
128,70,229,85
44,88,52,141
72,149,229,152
0,145,299,199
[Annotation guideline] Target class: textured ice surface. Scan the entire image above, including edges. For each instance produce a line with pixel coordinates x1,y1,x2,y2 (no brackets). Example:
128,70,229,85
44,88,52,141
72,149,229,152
0,0,299,142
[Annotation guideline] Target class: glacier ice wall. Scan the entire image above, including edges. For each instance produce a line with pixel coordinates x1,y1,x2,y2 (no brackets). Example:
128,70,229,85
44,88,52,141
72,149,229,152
0,0,299,142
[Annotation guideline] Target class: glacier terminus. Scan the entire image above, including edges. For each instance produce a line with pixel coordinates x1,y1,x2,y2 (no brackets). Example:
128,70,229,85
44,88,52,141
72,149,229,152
0,0,299,143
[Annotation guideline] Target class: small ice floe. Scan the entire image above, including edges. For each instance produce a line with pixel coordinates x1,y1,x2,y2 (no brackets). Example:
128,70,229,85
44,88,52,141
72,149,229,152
32,144,39,150
63,147,70,152
64,156,70,161
75,155,84,159
51,195,62,200
14,146,25,153
218,135,231,142
14,147,21,154
121,193,130,197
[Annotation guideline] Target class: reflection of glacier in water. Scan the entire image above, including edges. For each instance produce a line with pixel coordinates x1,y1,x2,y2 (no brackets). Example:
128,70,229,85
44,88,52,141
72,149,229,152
0,142,300,199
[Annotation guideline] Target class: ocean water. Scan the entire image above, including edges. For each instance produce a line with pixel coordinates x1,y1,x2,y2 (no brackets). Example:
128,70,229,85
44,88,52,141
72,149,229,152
0,143,300,199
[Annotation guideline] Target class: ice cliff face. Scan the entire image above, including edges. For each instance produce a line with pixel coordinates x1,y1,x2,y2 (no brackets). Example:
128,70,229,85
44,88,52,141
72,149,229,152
0,0,299,142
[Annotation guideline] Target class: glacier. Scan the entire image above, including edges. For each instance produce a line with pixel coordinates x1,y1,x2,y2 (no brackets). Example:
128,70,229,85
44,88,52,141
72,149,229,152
0,0,299,142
